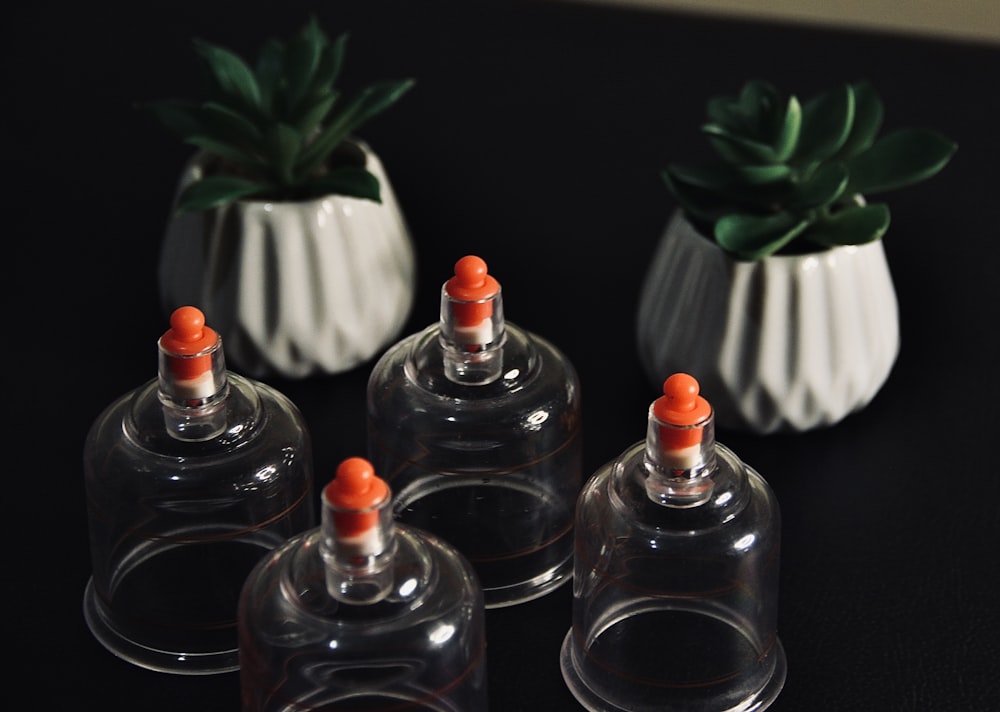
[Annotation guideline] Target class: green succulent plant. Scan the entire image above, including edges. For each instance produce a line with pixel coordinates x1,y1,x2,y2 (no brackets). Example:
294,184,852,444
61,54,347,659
143,16,415,214
662,79,957,260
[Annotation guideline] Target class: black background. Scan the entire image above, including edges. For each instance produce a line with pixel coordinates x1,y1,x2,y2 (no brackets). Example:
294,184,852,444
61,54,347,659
9,1,999,709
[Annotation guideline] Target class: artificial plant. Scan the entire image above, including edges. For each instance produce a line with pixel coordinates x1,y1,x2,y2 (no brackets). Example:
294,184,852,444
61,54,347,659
144,16,414,213
662,79,957,259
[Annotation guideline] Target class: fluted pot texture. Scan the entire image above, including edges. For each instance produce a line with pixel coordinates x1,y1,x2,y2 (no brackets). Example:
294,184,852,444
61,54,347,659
158,141,416,379
636,210,900,434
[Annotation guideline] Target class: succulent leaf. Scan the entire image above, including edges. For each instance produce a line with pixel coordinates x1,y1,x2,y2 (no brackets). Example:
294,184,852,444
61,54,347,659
254,39,284,112
309,166,382,201
704,87,801,164
201,101,263,151
300,34,347,114
664,163,793,219
297,79,415,178
738,80,782,136
790,161,848,209
703,124,779,164
264,124,303,186
835,80,883,160
795,83,853,168
192,39,263,120
662,170,741,223
845,128,957,195
185,135,266,173
325,33,348,88
284,18,325,119
295,93,337,138
771,96,802,163
715,212,810,260
668,162,793,189
176,176,272,213
705,86,754,133
804,203,890,248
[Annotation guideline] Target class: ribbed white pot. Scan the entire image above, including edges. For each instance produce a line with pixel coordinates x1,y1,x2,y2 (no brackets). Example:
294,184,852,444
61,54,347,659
158,141,415,379
636,210,900,433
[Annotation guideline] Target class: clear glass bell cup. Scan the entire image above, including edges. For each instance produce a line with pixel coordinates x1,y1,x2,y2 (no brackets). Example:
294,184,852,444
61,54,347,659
560,373,786,712
82,306,315,675
366,255,583,608
238,457,488,712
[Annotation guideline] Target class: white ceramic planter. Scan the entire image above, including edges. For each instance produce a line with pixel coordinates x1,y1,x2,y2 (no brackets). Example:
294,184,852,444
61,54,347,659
158,141,415,379
636,210,900,433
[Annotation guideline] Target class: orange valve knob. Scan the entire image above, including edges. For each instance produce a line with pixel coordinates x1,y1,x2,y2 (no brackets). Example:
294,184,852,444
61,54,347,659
653,373,712,467
446,255,499,333
160,306,217,381
325,457,390,540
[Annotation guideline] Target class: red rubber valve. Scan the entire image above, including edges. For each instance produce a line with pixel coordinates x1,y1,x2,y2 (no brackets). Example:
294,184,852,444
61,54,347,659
653,373,711,450
446,255,499,327
160,306,217,380
325,457,389,537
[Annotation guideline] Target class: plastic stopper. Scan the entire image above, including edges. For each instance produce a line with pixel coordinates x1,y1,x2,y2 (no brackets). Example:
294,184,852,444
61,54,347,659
653,373,711,451
160,306,217,380
445,255,499,327
325,457,390,538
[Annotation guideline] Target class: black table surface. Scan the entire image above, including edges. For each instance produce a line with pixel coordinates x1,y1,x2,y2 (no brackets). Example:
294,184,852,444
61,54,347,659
11,1,999,709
